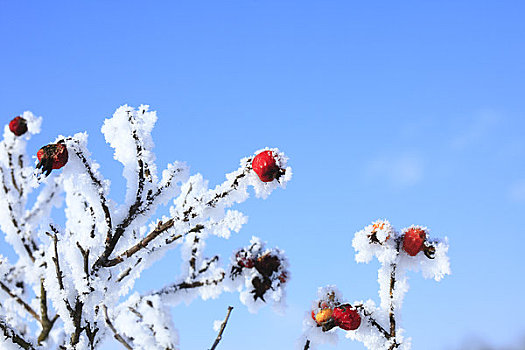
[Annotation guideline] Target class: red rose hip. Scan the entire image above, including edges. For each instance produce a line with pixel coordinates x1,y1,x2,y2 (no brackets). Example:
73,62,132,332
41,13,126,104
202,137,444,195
252,150,281,182
9,116,28,136
402,227,427,256
36,143,68,176
332,304,361,331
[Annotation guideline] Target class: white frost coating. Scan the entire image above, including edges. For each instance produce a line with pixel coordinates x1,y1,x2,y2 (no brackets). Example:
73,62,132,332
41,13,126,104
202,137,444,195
0,106,291,349
304,220,450,350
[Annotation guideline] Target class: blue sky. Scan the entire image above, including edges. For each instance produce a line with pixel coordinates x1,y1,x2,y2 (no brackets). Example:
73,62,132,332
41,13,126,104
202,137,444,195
1,1,525,349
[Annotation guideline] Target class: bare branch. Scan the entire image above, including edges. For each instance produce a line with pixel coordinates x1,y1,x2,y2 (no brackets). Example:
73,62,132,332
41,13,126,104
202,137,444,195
102,305,133,350
209,306,233,350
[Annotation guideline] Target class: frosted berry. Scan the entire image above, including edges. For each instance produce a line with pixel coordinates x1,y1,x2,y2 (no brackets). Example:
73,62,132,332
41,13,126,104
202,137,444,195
9,116,28,136
235,251,254,268
402,227,426,256
332,304,361,331
36,143,68,176
252,150,281,182
314,308,333,325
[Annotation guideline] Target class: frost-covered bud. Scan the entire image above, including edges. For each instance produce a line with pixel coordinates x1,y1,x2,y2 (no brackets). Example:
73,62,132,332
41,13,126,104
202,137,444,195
368,220,393,245
332,304,361,331
252,150,282,182
36,143,68,176
9,116,28,136
402,227,427,256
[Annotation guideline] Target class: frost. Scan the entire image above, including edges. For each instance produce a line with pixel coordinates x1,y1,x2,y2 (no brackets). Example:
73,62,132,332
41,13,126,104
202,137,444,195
0,106,292,349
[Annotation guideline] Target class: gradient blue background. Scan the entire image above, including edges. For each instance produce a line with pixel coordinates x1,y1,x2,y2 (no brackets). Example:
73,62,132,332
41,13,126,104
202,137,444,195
1,1,525,349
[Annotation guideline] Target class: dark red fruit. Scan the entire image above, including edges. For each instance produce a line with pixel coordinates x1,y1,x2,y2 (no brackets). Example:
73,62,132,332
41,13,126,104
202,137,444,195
252,151,281,182
402,227,427,256
332,304,361,331
36,143,68,176
9,116,28,136
235,251,255,268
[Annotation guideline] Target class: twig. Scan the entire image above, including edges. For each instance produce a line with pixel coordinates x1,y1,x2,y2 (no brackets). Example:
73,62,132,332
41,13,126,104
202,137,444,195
37,279,59,344
46,227,73,314
354,304,390,339
0,318,35,350
102,305,133,350
155,273,225,297
0,281,40,322
303,339,310,350
209,306,233,350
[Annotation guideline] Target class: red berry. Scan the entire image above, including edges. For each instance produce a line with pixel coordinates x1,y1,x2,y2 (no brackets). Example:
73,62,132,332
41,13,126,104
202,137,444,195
402,227,427,256
235,251,255,268
252,151,281,182
9,116,28,136
36,143,68,176
332,304,361,331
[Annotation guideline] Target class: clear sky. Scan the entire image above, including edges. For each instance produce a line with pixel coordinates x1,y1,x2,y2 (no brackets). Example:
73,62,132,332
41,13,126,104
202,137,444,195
1,1,525,349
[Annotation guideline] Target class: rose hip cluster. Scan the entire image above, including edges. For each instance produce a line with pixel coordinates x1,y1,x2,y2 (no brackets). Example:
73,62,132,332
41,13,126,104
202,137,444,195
231,248,288,302
311,294,361,332
8,116,68,176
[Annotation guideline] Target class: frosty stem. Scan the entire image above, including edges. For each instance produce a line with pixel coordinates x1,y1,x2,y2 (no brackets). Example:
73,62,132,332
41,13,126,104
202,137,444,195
209,306,233,350
0,318,35,350
303,339,311,350
388,262,399,350
103,305,133,350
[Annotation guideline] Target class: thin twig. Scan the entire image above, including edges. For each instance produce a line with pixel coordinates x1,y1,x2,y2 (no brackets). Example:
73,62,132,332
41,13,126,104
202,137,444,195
303,339,310,350
0,318,35,350
37,279,59,344
389,263,396,338
354,304,390,339
209,306,233,350
0,281,40,322
102,305,133,350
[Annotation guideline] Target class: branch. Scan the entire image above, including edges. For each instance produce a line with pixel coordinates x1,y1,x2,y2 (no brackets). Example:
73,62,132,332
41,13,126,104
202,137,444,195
67,139,112,242
0,280,40,322
37,279,59,344
209,306,233,350
354,304,391,339
153,273,225,297
0,166,37,262
46,227,72,314
303,339,310,350
389,263,396,338
0,318,35,350
102,305,133,350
